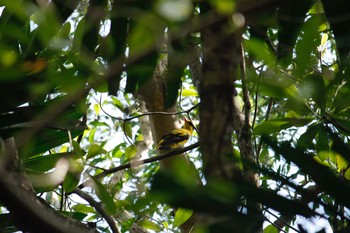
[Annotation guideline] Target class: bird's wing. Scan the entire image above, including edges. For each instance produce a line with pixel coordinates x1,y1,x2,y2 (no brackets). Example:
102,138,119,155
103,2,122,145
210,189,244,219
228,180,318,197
157,129,191,150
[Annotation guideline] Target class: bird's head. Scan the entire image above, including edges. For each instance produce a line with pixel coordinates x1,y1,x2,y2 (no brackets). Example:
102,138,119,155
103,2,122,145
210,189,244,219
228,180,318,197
183,117,194,132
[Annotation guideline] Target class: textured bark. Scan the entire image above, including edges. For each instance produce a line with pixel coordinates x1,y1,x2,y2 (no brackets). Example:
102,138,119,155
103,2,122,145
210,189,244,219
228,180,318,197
200,6,242,178
137,56,178,169
137,56,201,232
199,3,263,232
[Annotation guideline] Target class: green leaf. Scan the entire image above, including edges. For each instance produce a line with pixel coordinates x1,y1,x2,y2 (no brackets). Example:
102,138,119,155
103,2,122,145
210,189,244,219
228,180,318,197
63,171,80,193
331,118,350,135
283,99,312,116
88,127,97,143
24,153,69,172
86,143,107,159
61,211,87,221
297,124,319,149
277,0,313,65
336,154,348,172
300,74,326,108
138,219,162,231
111,96,125,112
71,204,95,214
20,125,85,158
151,170,314,218
122,123,133,139
264,224,279,233
57,22,71,38
93,103,100,115
316,124,329,152
262,136,350,209
173,208,193,227
295,15,321,77
210,0,236,15
253,118,312,135
72,140,84,157
125,145,137,159
182,88,198,97
91,176,117,215
72,17,85,52
244,38,276,68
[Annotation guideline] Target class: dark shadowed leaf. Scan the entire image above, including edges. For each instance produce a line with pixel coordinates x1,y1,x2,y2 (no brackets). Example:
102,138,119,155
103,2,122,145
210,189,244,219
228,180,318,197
253,118,312,135
262,136,350,209
91,176,117,215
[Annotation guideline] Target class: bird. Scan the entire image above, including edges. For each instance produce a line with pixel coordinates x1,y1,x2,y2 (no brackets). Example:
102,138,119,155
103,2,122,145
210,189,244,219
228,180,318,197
156,117,195,150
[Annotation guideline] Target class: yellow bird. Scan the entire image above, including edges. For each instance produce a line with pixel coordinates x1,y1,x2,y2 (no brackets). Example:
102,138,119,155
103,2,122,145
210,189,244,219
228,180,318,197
156,118,195,150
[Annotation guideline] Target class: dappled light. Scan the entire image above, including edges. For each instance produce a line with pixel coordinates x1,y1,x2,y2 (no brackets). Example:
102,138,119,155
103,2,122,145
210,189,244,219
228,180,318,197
0,0,350,233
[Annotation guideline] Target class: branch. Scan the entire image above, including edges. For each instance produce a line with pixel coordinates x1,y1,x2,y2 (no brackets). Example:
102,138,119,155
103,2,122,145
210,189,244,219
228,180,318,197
100,101,200,123
240,43,251,130
0,138,96,233
77,142,200,190
72,188,121,233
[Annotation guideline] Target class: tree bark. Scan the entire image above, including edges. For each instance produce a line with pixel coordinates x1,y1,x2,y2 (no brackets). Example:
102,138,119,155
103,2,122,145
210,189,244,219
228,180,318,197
199,3,263,232
200,4,241,179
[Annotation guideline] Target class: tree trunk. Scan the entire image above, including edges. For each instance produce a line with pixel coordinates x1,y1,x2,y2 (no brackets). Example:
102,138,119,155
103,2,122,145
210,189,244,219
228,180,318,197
199,3,262,232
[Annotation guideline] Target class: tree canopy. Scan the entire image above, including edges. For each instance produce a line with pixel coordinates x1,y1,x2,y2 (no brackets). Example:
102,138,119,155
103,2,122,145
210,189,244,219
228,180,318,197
1,0,350,233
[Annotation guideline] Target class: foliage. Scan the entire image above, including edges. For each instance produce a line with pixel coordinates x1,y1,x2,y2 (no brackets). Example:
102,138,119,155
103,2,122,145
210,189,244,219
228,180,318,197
1,0,350,233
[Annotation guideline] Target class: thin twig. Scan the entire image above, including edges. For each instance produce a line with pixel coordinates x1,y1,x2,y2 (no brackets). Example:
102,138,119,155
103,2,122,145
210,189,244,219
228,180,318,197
122,119,135,147
252,66,264,129
100,101,200,122
240,43,251,130
263,208,300,233
77,142,200,190
256,97,273,158
262,212,289,233
73,188,121,233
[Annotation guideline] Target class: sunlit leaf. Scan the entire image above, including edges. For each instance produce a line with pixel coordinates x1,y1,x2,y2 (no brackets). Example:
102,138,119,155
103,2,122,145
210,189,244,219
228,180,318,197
182,88,198,97
138,219,162,231
174,208,193,227
71,204,95,214
344,169,350,180
111,96,125,112
264,224,278,233
87,143,107,159
210,0,236,15
125,145,137,159
336,154,349,172
320,33,328,51
93,103,100,115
